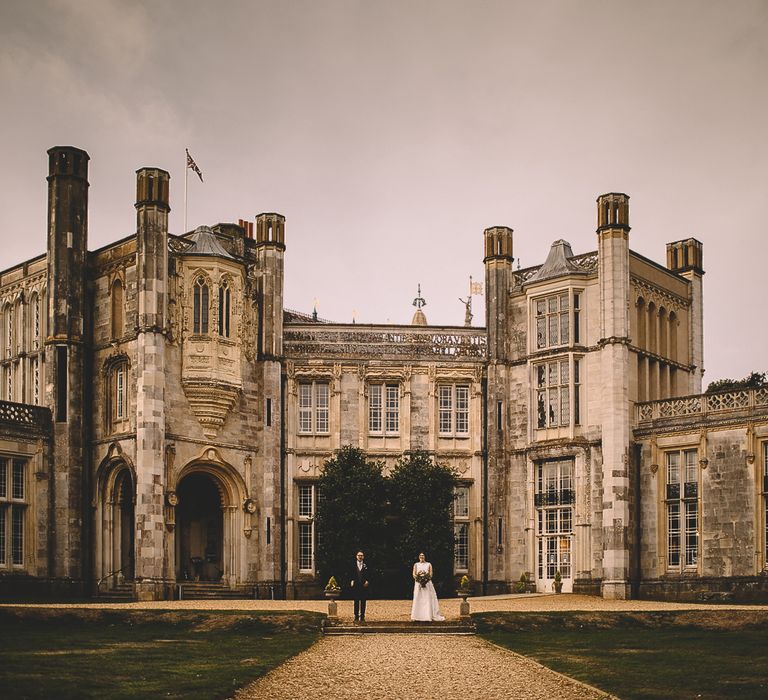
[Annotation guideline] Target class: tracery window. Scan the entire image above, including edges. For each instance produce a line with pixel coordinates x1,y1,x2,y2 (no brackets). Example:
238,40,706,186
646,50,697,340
193,277,210,335
218,280,231,338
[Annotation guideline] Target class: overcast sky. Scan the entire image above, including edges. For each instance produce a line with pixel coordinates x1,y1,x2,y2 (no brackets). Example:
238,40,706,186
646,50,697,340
1,0,766,384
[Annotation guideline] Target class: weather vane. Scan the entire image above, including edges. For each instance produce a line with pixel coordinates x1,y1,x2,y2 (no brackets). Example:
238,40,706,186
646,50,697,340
412,283,426,310
459,276,483,327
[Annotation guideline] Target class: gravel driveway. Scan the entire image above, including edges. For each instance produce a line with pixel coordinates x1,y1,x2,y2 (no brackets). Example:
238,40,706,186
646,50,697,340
231,633,612,700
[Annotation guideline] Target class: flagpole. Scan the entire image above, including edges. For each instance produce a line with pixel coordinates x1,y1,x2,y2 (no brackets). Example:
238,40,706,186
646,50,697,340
183,149,189,233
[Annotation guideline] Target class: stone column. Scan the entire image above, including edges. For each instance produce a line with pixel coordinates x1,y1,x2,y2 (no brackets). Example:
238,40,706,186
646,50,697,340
133,167,170,600
596,193,632,600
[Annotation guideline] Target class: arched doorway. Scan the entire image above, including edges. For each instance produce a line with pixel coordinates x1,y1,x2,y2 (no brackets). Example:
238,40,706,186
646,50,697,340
176,472,224,581
114,469,135,580
94,460,136,588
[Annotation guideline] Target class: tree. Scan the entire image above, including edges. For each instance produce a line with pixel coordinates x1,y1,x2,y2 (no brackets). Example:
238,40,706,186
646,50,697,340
314,446,388,594
387,451,458,597
706,371,767,394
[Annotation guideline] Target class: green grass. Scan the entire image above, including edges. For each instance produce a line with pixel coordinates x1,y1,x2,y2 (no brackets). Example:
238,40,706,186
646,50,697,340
0,608,322,700
476,612,768,700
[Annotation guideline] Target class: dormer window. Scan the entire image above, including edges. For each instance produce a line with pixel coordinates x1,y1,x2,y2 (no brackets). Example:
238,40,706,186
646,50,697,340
193,277,209,334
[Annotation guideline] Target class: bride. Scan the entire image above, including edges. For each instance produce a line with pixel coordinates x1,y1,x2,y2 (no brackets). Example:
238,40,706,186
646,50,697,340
410,552,445,622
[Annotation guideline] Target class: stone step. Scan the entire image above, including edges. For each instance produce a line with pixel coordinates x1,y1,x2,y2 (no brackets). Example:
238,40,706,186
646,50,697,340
324,621,475,635
176,583,252,600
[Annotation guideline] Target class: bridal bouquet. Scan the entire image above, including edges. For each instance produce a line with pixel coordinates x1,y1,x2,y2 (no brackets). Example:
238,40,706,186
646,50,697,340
415,570,431,588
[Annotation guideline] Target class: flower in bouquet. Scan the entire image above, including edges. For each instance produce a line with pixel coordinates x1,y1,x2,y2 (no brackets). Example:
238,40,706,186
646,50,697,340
415,570,431,588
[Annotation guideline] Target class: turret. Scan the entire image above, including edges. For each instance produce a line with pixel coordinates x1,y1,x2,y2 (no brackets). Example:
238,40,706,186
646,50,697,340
666,238,704,392
45,146,90,582
133,166,171,598
483,226,514,361
595,192,632,600
254,213,285,358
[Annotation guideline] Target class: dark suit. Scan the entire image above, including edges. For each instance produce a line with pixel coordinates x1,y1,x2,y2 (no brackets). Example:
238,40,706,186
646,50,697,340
350,560,370,621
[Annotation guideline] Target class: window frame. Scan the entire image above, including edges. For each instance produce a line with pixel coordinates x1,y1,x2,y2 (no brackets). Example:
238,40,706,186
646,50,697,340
438,383,471,438
297,380,330,435
453,484,470,572
218,279,231,338
533,289,583,351
664,448,699,571
297,482,316,573
534,459,575,582
534,356,581,429
0,456,27,569
106,359,130,433
368,382,400,436
192,277,210,335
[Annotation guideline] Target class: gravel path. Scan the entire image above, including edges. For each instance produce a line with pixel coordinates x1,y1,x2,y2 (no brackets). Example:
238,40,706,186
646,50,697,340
231,634,613,700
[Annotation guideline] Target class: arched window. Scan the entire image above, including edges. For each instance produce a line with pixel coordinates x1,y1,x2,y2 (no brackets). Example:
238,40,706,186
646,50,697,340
658,307,668,358
14,299,24,354
193,277,209,334
111,279,124,339
668,311,678,360
29,293,40,351
218,280,231,338
106,359,130,433
647,302,657,355
3,303,13,359
636,297,646,349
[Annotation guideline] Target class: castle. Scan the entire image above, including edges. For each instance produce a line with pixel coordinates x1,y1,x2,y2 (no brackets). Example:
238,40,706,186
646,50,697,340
1,146,766,601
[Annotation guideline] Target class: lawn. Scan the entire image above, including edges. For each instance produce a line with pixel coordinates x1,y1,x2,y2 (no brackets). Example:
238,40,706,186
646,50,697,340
0,607,323,700
475,611,768,700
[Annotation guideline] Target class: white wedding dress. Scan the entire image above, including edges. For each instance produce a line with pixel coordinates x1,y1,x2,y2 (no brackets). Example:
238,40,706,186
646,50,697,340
410,561,445,621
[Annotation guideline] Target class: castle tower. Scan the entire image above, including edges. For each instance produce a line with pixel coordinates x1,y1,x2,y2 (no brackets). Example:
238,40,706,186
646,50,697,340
254,213,285,359
596,192,633,600
483,226,514,361
45,146,90,584
134,167,170,599
666,238,704,393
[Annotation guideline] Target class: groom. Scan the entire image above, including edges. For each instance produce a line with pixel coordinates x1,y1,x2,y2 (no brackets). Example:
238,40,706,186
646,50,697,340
349,550,370,623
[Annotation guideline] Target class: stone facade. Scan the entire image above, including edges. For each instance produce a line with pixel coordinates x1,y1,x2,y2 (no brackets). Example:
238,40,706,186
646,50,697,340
0,146,766,601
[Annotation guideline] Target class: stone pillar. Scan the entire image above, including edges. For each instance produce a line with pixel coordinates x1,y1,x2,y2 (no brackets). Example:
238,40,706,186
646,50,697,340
596,193,632,600
45,146,90,584
254,212,286,588
134,167,170,600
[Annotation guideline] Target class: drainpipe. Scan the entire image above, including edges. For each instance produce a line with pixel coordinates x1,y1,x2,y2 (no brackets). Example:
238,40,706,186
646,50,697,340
280,370,287,599
482,375,488,595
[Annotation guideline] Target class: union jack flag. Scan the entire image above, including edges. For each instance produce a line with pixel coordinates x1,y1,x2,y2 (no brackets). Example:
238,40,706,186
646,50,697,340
186,148,203,182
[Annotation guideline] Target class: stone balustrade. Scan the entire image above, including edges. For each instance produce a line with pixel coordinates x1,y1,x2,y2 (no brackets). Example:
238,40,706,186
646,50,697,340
636,387,768,423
